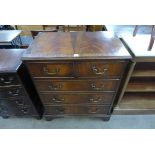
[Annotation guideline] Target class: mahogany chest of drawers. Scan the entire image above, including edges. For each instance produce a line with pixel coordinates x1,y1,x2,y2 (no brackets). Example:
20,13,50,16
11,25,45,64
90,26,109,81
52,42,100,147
22,32,132,121
0,49,43,119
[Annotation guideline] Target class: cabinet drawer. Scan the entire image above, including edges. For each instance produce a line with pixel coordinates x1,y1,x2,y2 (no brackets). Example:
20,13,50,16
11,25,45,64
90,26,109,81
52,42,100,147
0,86,24,99
77,61,126,78
0,97,37,117
26,62,75,78
44,105,110,115
40,93,115,105
35,79,119,92
0,74,19,86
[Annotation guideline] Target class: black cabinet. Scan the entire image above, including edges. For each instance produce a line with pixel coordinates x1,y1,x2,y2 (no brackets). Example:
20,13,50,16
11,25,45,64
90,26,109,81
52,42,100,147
0,49,43,119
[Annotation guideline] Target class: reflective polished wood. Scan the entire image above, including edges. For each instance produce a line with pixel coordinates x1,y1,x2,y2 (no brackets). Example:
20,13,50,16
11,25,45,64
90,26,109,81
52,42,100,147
22,32,132,121
22,32,131,60
0,49,23,72
0,30,22,43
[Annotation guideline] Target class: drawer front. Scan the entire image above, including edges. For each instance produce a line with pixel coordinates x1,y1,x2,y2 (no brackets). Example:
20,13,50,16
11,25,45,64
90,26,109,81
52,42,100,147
0,74,19,86
27,62,75,77
35,79,119,92
0,86,24,98
0,98,37,117
40,93,114,105
44,105,110,115
77,61,126,78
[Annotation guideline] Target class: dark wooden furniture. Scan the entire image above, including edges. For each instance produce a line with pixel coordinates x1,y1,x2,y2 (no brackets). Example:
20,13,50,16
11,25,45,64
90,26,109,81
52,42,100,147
0,30,22,48
133,25,155,51
22,32,132,121
114,35,155,114
0,49,43,119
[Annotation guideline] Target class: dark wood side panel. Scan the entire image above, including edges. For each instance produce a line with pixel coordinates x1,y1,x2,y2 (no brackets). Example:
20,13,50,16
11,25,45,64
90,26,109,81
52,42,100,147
18,63,44,118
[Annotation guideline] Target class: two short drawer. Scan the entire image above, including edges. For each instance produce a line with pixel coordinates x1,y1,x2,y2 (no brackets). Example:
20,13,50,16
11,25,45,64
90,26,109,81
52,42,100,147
26,60,126,78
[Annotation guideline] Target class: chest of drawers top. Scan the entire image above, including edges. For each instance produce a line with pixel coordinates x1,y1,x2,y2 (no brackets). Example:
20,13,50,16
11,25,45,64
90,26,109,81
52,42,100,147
22,32,132,60
0,49,26,73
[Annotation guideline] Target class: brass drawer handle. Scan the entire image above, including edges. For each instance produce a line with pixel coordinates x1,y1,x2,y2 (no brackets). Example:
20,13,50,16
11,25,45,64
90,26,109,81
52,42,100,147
92,65,108,75
91,83,104,90
48,84,62,90
88,108,99,114
43,67,60,75
52,97,65,103
89,98,102,103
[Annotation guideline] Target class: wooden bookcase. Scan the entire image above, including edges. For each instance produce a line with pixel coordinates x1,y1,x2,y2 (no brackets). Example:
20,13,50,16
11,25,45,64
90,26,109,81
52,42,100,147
114,35,155,114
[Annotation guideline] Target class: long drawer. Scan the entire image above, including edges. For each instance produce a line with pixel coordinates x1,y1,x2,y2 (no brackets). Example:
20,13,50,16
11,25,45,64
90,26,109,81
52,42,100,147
40,93,115,105
26,60,126,78
0,97,37,117
34,79,119,92
0,86,24,98
44,105,110,115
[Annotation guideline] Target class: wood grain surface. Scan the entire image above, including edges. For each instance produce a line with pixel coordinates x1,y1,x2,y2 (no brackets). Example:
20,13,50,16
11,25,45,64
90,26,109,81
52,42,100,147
22,32,132,60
